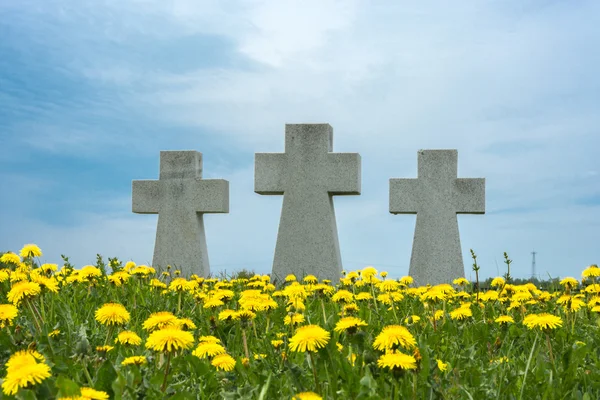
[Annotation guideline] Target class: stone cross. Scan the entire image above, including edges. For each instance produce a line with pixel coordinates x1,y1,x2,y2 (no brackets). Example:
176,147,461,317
132,151,229,277
390,150,485,286
255,124,361,282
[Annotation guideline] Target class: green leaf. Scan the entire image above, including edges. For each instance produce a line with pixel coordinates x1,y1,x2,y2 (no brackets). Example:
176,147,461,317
55,375,80,397
95,360,117,397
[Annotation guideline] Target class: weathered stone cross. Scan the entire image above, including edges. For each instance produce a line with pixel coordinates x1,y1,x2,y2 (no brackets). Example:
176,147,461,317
255,124,361,282
132,151,229,277
390,150,485,286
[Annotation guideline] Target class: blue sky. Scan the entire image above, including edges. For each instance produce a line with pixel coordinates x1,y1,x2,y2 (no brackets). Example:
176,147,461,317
1,0,599,280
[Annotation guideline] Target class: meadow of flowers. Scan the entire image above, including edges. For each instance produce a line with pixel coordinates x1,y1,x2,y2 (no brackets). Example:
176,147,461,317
1,244,599,399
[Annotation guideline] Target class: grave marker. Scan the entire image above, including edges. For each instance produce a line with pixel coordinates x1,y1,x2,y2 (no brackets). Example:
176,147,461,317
255,124,361,282
390,150,485,286
132,151,229,277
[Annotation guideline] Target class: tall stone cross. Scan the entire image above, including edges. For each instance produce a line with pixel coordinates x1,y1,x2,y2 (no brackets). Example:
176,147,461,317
132,151,229,277
390,150,485,286
255,124,361,282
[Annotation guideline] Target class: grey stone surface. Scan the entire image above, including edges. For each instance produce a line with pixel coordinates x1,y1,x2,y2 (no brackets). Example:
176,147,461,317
255,124,361,282
390,150,485,286
132,151,229,277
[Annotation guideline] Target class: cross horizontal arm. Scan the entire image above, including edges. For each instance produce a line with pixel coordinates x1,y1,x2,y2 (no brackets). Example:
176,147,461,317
454,178,485,214
389,178,421,214
191,179,229,213
132,180,161,214
324,153,361,195
255,153,287,195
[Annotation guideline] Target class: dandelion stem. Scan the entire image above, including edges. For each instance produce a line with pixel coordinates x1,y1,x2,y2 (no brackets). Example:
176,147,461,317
242,328,250,361
161,352,173,392
308,351,320,392
320,298,327,325
26,298,42,333
545,333,555,367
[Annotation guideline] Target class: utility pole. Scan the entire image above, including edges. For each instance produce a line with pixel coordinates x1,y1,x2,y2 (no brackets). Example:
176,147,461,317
531,251,537,280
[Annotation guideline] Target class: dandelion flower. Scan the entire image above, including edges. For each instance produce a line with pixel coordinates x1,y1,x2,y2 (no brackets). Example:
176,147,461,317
0,304,18,328
495,316,514,325
142,311,178,331
0,252,21,265
377,351,417,371
2,351,51,396
293,392,323,400
48,329,60,338
271,339,284,349
450,307,472,320
303,275,318,284
332,290,354,303
334,317,368,334
288,325,330,353
399,276,414,286
218,309,237,321
78,387,110,399
436,359,449,372
523,313,562,331
7,281,41,305
284,313,305,326
453,277,469,286
192,342,226,359
19,244,42,259
559,277,579,288
95,303,130,326
490,277,505,287
121,356,147,366
582,265,600,280
145,328,194,352
373,325,416,351
115,331,142,346
211,353,236,371
96,345,114,353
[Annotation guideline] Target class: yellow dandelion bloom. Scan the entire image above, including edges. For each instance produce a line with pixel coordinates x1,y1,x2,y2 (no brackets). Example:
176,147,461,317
399,276,414,286
0,304,18,328
0,252,21,265
559,277,579,287
96,345,114,353
332,290,354,303
355,292,373,301
79,266,102,280
284,313,305,326
490,277,505,287
169,277,191,292
19,244,42,259
334,317,368,334
218,309,238,321
288,325,330,353
235,310,256,321
271,339,284,349
437,359,449,372
2,351,51,396
7,281,41,305
142,311,178,331
523,313,562,331
582,265,600,279
95,303,130,326
303,275,318,284
145,328,194,353
373,325,416,351
121,356,147,366
192,342,226,359
377,351,417,371
495,315,514,324
204,298,225,309
592,305,600,313
453,277,470,286
211,353,236,371
115,331,142,346
293,392,323,400
404,315,421,325
174,318,197,330
48,329,60,338
450,307,472,320
198,335,221,344
285,274,297,282
78,387,110,399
